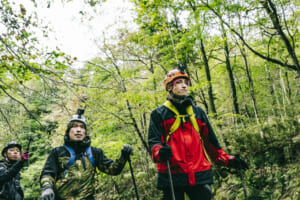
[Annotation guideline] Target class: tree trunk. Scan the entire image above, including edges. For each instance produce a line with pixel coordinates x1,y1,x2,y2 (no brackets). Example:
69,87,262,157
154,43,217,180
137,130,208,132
236,11,259,123
192,63,209,113
240,46,260,124
199,39,217,114
265,64,283,119
220,22,240,114
188,1,217,114
199,0,299,72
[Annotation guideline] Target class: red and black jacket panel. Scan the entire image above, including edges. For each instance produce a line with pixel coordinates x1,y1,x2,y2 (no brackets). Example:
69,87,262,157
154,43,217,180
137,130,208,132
148,104,232,189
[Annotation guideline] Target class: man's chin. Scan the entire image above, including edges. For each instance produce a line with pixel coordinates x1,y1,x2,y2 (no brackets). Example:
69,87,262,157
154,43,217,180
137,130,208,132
73,138,84,141
177,94,187,97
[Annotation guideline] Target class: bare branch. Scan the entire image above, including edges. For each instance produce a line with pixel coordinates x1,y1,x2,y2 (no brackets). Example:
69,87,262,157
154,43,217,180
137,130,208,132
0,84,44,127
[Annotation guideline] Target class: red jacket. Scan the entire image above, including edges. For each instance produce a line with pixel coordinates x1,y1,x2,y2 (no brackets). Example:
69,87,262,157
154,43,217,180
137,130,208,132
148,100,233,189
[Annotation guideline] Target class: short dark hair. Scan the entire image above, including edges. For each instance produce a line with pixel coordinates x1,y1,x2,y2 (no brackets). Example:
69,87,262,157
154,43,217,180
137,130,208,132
65,121,87,137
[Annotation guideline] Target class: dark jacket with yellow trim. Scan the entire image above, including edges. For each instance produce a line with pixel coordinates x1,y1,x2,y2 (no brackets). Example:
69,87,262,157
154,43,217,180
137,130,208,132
148,98,233,189
40,136,127,200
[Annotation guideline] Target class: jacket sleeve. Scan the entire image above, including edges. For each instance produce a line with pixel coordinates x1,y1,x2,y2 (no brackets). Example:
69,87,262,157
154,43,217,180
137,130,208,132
196,107,233,166
94,147,127,176
0,161,24,184
40,148,58,189
148,109,164,163
15,173,24,199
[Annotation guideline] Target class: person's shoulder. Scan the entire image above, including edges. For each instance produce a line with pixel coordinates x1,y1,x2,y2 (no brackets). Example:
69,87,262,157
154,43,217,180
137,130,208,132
151,104,169,114
0,159,7,167
53,146,65,151
152,104,164,111
48,146,67,155
193,104,205,112
90,146,103,153
193,104,208,119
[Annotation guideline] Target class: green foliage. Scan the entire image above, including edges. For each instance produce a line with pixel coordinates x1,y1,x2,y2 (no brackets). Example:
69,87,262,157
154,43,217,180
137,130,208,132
22,157,49,199
1,0,300,199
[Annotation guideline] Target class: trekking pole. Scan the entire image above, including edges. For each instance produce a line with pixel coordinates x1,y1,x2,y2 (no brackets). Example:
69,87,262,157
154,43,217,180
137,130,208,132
128,155,140,200
161,122,176,200
27,136,34,151
239,169,248,200
26,136,33,165
235,155,247,200
166,159,176,200
26,136,34,165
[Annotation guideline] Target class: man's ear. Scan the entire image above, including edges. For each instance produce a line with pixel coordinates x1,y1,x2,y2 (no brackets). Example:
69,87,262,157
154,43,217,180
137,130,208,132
166,83,173,92
3,152,7,158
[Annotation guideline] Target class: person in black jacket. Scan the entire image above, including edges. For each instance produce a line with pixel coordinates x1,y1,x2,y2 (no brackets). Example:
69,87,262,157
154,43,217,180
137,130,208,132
40,109,133,200
0,141,29,200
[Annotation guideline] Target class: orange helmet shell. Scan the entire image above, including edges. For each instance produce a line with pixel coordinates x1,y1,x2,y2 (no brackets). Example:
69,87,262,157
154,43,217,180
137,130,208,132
164,69,190,91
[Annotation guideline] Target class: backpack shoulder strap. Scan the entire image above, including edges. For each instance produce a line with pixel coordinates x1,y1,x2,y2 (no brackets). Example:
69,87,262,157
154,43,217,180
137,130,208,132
64,145,76,167
63,145,76,177
186,105,199,133
163,100,181,134
63,145,96,172
85,146,95,168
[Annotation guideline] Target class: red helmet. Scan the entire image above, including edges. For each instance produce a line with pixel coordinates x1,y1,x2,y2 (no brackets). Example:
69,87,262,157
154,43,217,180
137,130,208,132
164,69,190,91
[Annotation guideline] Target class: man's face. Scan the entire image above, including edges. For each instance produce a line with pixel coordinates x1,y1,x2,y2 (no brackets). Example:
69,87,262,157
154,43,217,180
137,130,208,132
5,147,20,161
171,78,189,96
68,121,86,141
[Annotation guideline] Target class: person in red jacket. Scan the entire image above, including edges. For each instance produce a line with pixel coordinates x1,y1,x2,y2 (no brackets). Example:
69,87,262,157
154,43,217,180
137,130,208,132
148,64,248,200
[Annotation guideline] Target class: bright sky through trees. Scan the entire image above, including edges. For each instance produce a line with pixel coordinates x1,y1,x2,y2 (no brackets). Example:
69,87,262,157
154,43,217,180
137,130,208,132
21,0,135,65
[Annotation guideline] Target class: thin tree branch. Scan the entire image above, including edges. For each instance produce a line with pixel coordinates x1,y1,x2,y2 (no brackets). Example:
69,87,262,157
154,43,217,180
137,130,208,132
0,84,43,127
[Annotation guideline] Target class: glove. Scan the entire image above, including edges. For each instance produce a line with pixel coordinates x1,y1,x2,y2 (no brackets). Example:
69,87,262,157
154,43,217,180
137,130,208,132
41,188,55,200
21,151,29,161
228,156,248,170
158,145,173,162
121,144,133,160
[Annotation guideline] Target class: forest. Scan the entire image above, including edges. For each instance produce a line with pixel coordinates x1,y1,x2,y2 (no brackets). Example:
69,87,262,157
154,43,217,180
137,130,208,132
0,0,299,199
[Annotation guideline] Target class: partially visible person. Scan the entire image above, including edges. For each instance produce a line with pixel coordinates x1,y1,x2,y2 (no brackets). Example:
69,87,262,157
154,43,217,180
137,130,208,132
0,141,30,200
40,109,133,200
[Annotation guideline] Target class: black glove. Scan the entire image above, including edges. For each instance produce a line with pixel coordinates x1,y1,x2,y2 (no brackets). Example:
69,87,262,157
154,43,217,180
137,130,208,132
228,156,248,170
159,145,173,162
41,188,55,200
121,144,133,160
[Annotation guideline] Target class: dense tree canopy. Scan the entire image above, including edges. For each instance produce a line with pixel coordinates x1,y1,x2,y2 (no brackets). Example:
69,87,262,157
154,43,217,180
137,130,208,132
1,0,299,199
